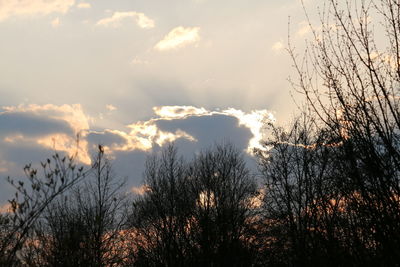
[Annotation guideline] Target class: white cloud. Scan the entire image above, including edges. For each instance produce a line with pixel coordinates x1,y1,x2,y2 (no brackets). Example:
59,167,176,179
96,11,155,29
77,2,90,9
51,17,60,27
97,121,197,153
222,108,274,153
155,26,200,51
0,0,75,21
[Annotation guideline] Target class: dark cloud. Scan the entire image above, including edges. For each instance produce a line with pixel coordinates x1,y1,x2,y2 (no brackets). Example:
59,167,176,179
0,112,73,137
87,130,127,147
0,109,259,206
155,114,252,151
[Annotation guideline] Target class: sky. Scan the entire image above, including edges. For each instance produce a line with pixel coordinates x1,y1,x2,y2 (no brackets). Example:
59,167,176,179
0,0,318,205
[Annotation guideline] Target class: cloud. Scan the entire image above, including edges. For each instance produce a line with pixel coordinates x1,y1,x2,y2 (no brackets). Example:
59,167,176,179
85,105,273,155
90,122,197,153
155,26,200,51
222,108,274,153
0,104,91,164
150,106,274,154
0,112,73,137
0,104,273,206
96,11,155,29
0,104,273,182
77,2,90,9
0,104,273,170
0,0,75,21
2,104,90,133
153,106,208,119
155,106,274,153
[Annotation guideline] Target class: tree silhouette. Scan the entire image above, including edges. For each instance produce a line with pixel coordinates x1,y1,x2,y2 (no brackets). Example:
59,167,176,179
129,143,259,267
287,0,400,264
0,153,87,266
21,148,128,267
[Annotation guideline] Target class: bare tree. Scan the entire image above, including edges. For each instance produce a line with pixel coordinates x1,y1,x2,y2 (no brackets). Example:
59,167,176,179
187,143,259,266
289,0,400,264
22,147,128,267
129,143,260,267
128,145,194,267
258,114,353,266
0,152,87,266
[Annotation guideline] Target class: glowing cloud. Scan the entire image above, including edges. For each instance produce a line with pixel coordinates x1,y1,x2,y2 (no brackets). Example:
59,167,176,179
37,133,91,164
96,11,155,29
155,106,274,153
0,0,75,21
1,104,91,164
153,106,208,119
151,105,274,154
97,120,197,153
0,104,273,168
155,26,200,51
3,104,90,134
222,108,274,153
